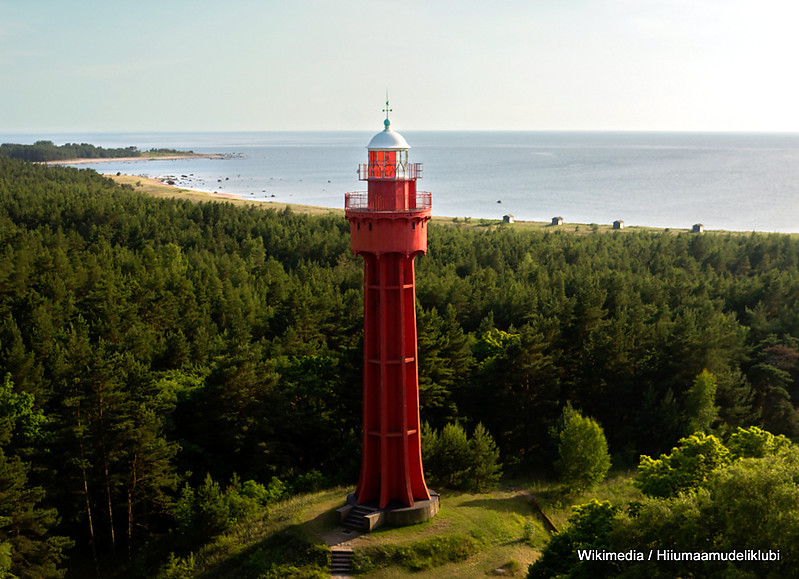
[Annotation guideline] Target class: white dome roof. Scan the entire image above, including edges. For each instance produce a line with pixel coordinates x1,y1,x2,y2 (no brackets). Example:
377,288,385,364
367,120,410,151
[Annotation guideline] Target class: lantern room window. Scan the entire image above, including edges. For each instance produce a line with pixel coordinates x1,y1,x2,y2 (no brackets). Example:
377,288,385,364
368,149,410,179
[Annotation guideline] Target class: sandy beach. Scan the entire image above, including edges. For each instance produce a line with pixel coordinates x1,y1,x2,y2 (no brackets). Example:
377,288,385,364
105,173,698,235
47,153,225,165
105,173,347,216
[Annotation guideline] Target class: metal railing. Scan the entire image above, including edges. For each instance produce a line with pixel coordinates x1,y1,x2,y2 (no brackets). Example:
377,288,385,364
345,191,432,212
358,162,423,180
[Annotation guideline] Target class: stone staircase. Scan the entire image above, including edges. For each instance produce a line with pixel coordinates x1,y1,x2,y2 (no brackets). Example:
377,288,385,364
330,548,354,576
342,504,378,531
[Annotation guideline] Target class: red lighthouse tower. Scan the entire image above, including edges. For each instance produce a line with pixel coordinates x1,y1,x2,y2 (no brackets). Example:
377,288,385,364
343,103,438,520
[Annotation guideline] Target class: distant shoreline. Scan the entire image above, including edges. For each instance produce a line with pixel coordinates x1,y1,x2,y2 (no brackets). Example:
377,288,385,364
47,153,225,165
106,173,340,214
105,173,724,235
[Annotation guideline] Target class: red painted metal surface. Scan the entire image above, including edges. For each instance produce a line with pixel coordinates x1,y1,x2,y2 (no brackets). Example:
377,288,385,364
345,135,432,509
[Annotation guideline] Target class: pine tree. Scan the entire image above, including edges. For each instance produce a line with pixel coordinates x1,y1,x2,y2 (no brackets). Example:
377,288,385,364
468,423,502,491
0,374,71,577
432,423,472,489
417,305,472,427
682,369,719,435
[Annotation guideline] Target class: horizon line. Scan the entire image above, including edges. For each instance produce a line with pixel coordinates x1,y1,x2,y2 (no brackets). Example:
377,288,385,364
4,128,799,136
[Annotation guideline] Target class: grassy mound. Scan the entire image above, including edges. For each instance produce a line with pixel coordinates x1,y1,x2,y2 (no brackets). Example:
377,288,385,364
157,473,642,578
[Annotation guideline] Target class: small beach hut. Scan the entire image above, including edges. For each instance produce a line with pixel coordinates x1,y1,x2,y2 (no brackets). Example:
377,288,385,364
551,216,563,226
692,223,704,233
503,214,514,224
613,220,624,230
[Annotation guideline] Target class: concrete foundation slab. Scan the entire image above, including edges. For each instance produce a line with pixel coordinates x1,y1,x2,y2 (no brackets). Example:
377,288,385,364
344,490,440,532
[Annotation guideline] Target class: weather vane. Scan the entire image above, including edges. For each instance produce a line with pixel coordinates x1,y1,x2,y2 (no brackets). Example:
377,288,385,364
383,91,392,124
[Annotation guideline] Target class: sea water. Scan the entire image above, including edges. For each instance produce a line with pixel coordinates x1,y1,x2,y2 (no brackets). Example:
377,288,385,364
6,131,799,232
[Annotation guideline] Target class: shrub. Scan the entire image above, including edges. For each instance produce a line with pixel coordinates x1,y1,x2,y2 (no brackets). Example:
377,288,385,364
352,534,480,573
553,405,611,492
727,425,791,459
634,433,730,498
172,474,231,544
522,518,547,548
157,553,196,579
0,543,12,578
292,469,327,493
242,527,329,578
527,500,620,579
173,473,288,546
499,558,522,576
610,448,799,577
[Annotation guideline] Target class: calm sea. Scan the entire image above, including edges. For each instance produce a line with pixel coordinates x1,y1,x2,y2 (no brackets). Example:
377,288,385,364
6,131,799,233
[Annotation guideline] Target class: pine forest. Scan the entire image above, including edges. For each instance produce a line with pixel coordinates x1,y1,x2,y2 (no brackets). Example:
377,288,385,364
2,156,799,577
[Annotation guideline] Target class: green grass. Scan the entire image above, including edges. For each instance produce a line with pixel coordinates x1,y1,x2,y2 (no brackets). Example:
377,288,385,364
519,470,643,532
351,534,482,574
157,488,346,578
340,488,543,578
154,473,643,578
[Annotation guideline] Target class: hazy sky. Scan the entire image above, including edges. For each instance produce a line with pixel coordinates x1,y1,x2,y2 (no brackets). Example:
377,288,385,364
2,0,798,133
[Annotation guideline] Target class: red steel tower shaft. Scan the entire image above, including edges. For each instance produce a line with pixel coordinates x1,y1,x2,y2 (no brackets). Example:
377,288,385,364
345,117,432,509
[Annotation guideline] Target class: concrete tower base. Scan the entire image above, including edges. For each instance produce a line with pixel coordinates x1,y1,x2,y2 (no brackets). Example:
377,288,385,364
337,491,440,532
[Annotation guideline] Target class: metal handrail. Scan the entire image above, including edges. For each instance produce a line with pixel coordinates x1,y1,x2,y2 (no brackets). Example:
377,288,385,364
358,162,423,180
345,191,432,212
